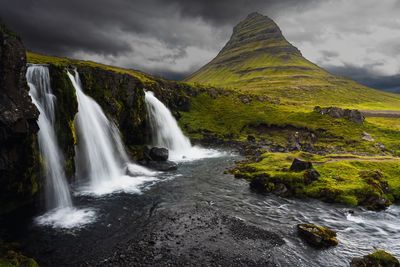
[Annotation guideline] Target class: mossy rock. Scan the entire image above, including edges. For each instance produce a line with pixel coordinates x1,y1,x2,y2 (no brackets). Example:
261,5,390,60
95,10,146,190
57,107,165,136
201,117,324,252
350,250,400,267
0,250,39,267
297,223,338,248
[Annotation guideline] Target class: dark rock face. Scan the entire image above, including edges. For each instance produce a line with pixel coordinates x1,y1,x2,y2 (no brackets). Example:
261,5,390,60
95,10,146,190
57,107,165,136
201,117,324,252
77,66,148,146
297,223,338,248
0,23,40,214
350,250,400,267
314,106,365,124
359,170,392,211
303,169,320,185
290,158,313,172
249,174,270,193
149,147,169,161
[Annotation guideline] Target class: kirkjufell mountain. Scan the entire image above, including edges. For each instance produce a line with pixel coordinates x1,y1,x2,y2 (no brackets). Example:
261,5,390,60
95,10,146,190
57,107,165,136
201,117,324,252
186,12,399,109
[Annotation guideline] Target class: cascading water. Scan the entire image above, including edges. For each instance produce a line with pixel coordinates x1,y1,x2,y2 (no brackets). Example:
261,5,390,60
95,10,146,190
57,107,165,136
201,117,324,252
67,70,155,195
27,65,95,229
27,65,72,210
144,91,222,161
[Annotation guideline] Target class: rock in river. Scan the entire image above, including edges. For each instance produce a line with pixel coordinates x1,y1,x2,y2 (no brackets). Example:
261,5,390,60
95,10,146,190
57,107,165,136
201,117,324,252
148,147,169,161
350,250,400,267
297,223,338,248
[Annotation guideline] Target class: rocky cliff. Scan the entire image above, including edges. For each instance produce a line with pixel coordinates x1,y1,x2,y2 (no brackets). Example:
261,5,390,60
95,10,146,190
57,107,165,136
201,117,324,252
0,23,40,214
0,28,194,214
26,52,194,186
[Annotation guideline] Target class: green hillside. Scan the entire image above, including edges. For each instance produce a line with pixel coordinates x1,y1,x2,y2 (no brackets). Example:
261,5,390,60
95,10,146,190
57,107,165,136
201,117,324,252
185,12,400,111
182,13,400,209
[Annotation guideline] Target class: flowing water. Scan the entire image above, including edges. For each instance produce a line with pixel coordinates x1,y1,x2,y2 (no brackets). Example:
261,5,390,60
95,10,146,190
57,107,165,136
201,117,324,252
27,65,95,229
11,72,399,264
2,154,399,266
67,71,155,196
144,91,222,161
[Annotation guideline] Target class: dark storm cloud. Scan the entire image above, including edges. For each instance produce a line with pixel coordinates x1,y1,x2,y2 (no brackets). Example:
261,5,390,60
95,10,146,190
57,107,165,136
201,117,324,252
0,0,398,90
327,64,400,93
0,0,316,56
160,0,317,25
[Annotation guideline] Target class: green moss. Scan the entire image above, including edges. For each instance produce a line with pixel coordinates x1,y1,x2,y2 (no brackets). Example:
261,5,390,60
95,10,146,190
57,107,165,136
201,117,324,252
68,121,77,146
0,251,39,267
27,51,155,84
235,152,400,208
367,250,400,265
297,223,338,247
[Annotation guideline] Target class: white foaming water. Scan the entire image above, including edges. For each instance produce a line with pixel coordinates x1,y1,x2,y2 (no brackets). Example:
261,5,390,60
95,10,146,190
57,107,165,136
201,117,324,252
27,65,94,229
67,70,155,196
144,91,223,161
35,207,96,229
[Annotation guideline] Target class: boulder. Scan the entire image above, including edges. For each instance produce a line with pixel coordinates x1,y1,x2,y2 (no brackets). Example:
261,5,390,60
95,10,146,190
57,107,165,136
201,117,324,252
139,160,177,172
149,147,169,161
350,250,400,267
297,223,338,248
314,106,364,124
362,132,374,142
290,158,313,172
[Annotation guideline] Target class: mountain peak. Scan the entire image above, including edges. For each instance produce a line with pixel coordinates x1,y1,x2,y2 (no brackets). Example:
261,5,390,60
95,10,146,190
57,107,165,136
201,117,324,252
185,13,329,93
220,12,300,56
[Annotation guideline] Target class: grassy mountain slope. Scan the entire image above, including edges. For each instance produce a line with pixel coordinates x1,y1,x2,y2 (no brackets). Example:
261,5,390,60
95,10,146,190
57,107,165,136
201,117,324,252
182,13,400,209
185,12,400,111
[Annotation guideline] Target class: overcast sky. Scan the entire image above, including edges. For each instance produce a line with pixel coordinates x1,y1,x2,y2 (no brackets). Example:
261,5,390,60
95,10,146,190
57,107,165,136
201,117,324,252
0,0,399,91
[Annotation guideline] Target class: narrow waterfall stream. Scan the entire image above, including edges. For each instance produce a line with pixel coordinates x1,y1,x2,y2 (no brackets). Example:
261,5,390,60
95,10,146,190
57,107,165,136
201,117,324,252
27,65,72,210
67,70,156,196
144,91,222,161
27,65,94,229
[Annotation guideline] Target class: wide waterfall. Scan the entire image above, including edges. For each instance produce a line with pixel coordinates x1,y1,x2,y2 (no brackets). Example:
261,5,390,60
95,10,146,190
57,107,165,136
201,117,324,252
144,91,222,161
67,70,155,195
27,65,95,229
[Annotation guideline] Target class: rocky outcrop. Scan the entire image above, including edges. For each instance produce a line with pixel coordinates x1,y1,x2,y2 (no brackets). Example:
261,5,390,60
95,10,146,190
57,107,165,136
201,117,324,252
297,223,338,248
350,250,400,267
290,158,313,172
314,106,365,124
0,23,40,214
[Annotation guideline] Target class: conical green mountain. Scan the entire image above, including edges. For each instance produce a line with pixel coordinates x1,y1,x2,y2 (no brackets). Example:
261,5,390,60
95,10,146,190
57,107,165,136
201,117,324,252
185,12,400,109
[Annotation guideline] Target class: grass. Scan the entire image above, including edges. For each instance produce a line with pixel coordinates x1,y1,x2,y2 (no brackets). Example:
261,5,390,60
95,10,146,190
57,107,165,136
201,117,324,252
180,91,400,155
233,151,400,208
27,51,156,84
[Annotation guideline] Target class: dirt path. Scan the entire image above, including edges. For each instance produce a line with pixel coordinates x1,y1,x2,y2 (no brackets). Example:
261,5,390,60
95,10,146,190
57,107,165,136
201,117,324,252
361,110,400,118
313,155,400,164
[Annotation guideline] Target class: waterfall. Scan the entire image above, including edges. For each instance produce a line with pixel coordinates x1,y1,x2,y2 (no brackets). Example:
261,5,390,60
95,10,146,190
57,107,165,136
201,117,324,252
144,91,222,161
67,70,155,195
27,65,72,210
27,65,95,229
